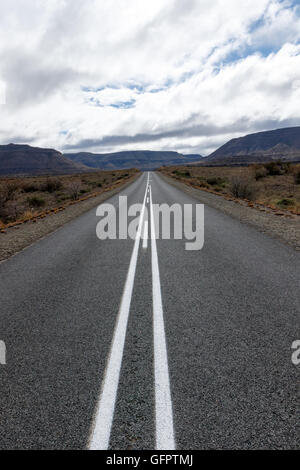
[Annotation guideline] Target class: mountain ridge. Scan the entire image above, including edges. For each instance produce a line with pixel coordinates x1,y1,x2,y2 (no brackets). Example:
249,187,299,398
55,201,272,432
64,150,202,170
0,143,89,175
203,126,300,165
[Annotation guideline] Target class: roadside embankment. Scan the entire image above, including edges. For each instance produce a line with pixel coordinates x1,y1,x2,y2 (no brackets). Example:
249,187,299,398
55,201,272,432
159,172,300,250
0,171,139,262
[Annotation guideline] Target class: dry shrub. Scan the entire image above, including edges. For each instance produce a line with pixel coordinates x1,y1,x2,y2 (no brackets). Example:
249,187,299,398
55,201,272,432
253,165,268,180
263,161,290,176
206,176,226,186
21,210,38,221
0,182,21,221
42,178,63,193
4,200,24,221
27,196,46,208
68,180,82,200
22,182,40,193
230,176,257,200
277,198,295,208
0,181,20,203
294,169,300,185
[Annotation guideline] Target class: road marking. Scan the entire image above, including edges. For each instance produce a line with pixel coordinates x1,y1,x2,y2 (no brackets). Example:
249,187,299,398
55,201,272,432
89,175,149,450
0,340,6,365
149,186,176,450
147,197,149,204
142,221,148,249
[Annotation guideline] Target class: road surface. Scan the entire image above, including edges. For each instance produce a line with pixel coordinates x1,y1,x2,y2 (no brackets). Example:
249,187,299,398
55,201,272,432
0,172,299,450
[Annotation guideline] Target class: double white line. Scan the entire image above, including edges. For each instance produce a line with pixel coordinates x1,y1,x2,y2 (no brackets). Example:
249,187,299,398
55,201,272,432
89,173,175,450
149,185,175,449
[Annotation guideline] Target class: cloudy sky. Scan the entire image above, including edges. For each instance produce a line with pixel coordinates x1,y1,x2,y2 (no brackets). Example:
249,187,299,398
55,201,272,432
0,0,300,156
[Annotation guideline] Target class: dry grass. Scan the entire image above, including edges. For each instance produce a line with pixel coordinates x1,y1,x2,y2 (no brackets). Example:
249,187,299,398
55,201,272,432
159,163,300,215
0,169,138,228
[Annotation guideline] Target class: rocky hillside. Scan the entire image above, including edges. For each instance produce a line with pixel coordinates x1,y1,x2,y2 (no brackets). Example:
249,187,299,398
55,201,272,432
203,127,300,165
0,144,89,175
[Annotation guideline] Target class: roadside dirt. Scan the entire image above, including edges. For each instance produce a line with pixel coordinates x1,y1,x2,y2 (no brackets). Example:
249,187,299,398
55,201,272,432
0,173,139,262
159,173,300,251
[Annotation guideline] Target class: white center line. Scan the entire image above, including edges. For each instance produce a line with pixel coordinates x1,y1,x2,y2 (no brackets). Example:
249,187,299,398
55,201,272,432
149,186,176,450
142,221,148,249
88,174,149,450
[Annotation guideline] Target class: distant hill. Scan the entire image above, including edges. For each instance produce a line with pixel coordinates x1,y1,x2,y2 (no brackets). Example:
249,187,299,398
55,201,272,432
64,150,202,170
203,127,300,165
0,144,89,175
183,154,202,161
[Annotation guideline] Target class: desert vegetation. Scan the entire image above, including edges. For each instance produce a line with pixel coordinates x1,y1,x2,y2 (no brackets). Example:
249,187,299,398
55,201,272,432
0,169,138,229
159,162,300,215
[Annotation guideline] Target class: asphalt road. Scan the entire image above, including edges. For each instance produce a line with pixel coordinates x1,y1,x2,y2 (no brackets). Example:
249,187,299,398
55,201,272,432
0,172,299,450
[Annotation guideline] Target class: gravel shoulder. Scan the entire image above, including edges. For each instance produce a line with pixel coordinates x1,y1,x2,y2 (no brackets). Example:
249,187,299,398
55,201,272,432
0,174,138,262
159,172,300,250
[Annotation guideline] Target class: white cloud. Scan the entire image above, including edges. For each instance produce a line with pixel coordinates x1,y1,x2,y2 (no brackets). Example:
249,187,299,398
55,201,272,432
0,0,299,155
